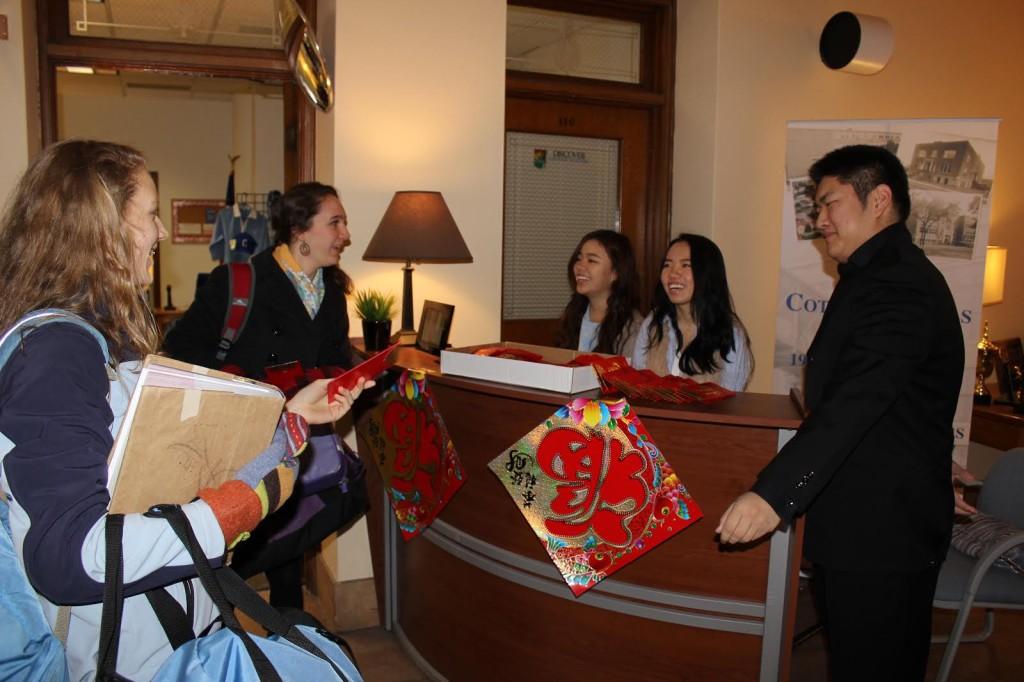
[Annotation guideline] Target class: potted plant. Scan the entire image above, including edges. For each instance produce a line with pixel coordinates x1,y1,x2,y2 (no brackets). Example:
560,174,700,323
353,289,397,351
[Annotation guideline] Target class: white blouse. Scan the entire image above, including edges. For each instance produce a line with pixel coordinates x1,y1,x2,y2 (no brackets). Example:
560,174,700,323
631,312,753,391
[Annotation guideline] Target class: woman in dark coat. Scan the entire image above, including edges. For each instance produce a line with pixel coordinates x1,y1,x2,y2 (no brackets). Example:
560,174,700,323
164,182,363,609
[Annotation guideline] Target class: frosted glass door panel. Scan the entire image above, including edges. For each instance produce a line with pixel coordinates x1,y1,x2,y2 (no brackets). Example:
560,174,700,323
503,132,620,320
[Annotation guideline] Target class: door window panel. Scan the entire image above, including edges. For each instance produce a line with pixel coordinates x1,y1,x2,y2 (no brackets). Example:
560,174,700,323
503,131,620,320
506,6,641,84
69,0,282,49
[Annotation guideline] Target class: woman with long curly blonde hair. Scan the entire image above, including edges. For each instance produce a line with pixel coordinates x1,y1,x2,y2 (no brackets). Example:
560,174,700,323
0,140,367,679
0,139,160,358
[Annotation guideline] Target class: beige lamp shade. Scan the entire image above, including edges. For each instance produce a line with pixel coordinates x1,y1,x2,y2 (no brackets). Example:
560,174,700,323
982,246,1007,306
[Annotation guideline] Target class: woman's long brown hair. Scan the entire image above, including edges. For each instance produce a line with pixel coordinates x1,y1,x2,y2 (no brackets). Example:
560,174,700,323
0,139,159,359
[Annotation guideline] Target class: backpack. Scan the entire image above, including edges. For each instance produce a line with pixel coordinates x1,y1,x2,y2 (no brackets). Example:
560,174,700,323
99,505,363,682
216,261,255,366
0,309,110,682
0,498,70,682
2,311,362,681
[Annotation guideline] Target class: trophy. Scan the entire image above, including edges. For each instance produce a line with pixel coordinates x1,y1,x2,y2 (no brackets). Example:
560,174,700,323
974,321,997,405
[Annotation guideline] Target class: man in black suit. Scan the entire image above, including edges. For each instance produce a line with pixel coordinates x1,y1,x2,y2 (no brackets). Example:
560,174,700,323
717,145,964,680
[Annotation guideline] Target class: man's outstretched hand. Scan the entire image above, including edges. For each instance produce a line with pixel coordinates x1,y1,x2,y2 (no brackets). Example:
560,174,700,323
716,492,781,544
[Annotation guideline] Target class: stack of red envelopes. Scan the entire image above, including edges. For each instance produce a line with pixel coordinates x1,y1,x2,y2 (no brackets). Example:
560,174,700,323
572,355,735,404
603,367,734,404
472,346,545,362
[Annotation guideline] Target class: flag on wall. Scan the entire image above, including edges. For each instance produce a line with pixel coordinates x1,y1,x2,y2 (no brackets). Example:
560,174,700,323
489,398,702,596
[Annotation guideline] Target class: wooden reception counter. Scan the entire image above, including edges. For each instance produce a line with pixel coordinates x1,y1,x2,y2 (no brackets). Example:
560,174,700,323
357,349,804,681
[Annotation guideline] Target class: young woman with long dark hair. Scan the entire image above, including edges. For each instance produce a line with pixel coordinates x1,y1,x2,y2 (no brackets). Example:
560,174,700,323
632,234,753,390
555,229,642,356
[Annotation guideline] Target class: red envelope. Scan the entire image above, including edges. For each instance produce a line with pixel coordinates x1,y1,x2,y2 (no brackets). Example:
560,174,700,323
564,353,615,368
327,342,399,401
676,381,736,403
262,360,306,395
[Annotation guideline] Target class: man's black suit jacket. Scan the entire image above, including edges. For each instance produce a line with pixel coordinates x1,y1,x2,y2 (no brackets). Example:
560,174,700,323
752,223,964,572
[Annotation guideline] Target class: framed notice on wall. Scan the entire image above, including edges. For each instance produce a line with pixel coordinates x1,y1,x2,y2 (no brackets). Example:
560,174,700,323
171,199,224,244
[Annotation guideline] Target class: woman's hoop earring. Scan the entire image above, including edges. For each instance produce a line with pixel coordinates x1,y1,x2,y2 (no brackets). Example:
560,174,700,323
299,240,311,256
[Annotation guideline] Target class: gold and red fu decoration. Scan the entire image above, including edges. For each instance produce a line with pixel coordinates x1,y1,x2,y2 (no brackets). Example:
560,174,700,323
357,369,466,540
489,397,702,596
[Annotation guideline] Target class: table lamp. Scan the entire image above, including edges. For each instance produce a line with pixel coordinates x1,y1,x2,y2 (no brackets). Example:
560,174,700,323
362,191,473,344
975,245,1007,404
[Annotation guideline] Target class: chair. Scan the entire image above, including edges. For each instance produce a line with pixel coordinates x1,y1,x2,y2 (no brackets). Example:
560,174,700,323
932,447,1024,682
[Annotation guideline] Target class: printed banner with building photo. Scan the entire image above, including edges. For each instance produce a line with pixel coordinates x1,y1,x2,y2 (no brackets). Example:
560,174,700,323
356,369,466,540
776,119,1000,464
488,398,702,596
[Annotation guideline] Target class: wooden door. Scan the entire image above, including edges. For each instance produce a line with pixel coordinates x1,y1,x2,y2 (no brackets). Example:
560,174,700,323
501,97,651,346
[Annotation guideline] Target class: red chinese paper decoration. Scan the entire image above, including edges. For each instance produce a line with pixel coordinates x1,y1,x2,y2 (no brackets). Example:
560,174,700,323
357,369,465,540
489,398,702,596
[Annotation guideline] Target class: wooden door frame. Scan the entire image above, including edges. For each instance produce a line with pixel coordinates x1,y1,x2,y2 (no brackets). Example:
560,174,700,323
506,0,676,301
35,0,317,189
35,0,320,307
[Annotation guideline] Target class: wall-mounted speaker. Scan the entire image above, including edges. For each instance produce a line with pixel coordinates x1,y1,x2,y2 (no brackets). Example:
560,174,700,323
819,11,893,75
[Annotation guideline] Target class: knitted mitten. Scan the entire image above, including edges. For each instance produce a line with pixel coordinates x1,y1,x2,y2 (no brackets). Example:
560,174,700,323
198,412,309,547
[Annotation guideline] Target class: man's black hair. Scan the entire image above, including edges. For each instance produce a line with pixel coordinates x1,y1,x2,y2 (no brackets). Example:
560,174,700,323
809,144,911,222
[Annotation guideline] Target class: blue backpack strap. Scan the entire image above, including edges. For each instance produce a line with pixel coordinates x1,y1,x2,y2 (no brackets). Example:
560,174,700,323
0,309,109,681
0,308,111,371
0,309,112,470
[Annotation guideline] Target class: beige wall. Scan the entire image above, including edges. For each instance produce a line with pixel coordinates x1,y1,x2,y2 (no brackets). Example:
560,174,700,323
0,0,30,206
675,0,1024,392
58,73,283,309
321,0,506,584
330,0,507,348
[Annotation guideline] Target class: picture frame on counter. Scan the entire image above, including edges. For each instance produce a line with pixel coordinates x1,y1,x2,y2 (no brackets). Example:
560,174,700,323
416,300,455,355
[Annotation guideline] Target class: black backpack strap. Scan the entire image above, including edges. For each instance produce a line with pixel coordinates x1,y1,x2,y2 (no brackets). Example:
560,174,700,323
275,607,359,669
145,504,282,682
144,587,196,650
216,262,255,363
97,514,131,681
214,569,353,678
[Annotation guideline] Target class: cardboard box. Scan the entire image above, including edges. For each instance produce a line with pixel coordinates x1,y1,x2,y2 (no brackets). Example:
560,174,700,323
440,342,601,394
